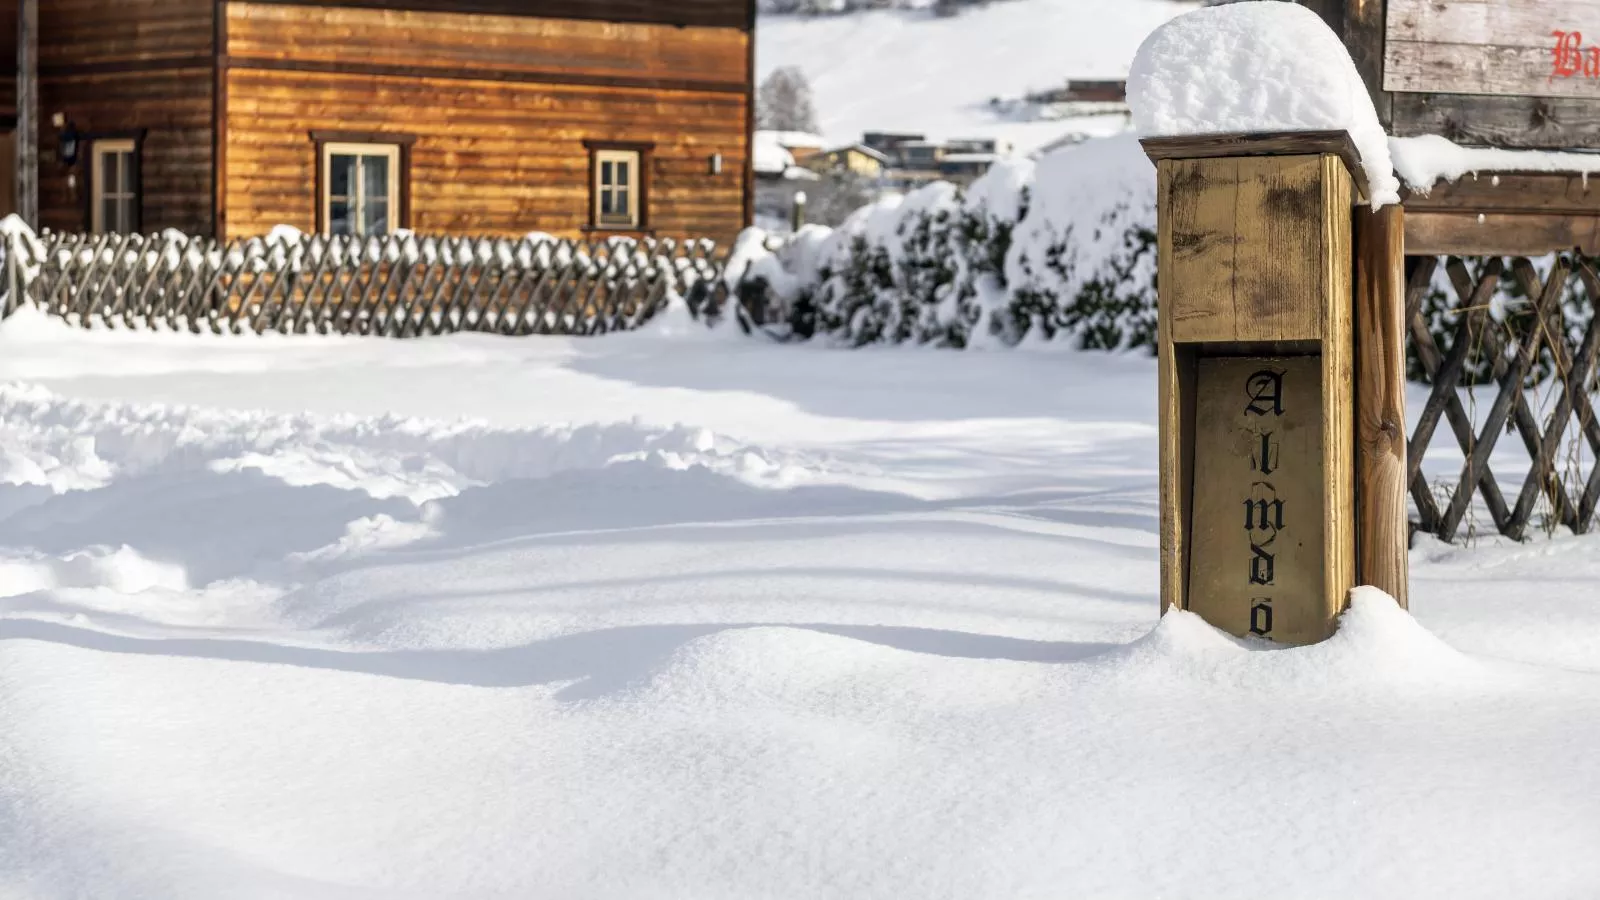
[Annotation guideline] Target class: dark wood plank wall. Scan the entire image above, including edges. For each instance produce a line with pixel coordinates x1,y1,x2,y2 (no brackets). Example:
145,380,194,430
0,0,16,118
37,0,214,234
222,2,752,245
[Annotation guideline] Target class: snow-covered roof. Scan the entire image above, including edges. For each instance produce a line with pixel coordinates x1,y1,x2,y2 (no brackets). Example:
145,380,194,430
1127,1,1399,207
942,152,1000,164
822,143,890,163
753,134,796,175
1391,135,1600,192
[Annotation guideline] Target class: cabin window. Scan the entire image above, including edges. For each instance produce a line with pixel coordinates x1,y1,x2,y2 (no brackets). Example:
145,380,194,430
592,148,641,230
322,142,400,236
91,139,139,234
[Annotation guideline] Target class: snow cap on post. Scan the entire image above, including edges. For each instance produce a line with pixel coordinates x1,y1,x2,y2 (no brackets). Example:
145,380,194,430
1127,1,1399,208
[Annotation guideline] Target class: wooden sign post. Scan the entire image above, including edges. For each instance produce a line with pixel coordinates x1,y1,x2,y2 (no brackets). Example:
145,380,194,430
1142,131,1371,645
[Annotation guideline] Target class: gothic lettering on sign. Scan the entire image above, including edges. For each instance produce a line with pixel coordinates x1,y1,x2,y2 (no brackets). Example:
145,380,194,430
1252,431,1279,476
1551,31,1600,81
1242,370,1286,635
1249,542,1276,586
1244,369,1285,418
1243,486,1284,531
1249,599,1274,636
1189,356,1321,643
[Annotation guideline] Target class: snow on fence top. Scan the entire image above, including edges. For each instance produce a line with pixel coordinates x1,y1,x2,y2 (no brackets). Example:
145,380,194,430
1390,134,1600,192
1127,0,1400,207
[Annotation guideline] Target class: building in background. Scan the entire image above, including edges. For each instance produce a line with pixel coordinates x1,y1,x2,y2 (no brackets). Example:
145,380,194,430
1,0,756,246
754,130,826,184
805,143,888,178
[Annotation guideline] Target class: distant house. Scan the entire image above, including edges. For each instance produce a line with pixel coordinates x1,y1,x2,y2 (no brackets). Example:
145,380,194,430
1016,79,1131,123
754,130,824,182
881,137,1008,187
938,153,998,184
1026,79,1127,108
943,138,1011,156
862,131,926,157
2,0,757,246
762,131,827,165
806,143,889,178
893,140,945,171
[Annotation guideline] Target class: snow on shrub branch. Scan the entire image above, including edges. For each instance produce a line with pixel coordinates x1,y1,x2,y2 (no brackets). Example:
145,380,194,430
728,134,1159,351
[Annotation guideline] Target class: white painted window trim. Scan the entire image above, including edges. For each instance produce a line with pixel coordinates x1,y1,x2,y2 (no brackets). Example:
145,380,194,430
91,138,138,235
593,148,641,230
321,142,401,236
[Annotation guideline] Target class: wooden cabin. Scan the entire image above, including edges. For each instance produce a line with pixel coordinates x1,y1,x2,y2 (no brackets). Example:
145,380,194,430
1,0,755,246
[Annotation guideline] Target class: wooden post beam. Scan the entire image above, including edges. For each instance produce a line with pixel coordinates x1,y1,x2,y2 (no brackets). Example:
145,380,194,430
1147,131,1360,645
16,0,38,229
1354,204,1409,607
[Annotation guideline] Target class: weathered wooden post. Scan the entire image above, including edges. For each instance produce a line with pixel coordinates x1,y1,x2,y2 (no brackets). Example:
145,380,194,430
1142,132,1367,644
16,0,38,229
1353,204,1408,608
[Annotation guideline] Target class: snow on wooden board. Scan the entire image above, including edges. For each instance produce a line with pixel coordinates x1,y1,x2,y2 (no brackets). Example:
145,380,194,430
3,314,1600,897
1391,133,1600,190
1128,1,1400,206
1385,0,1600,100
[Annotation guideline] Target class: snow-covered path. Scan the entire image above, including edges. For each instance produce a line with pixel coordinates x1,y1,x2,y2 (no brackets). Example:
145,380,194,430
2,311,1598,898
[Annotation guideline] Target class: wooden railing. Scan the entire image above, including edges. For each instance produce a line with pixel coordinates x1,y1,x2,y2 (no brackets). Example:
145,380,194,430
1405,252,1600,543
0,231,729,336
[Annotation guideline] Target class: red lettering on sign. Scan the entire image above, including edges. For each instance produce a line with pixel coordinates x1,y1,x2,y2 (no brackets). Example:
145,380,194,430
1553,31,1586,79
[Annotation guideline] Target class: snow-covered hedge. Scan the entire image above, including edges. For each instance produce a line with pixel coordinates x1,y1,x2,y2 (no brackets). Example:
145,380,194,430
727,134,1159,351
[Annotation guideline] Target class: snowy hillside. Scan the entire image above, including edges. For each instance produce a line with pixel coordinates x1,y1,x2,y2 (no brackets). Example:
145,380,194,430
757,0,1199,154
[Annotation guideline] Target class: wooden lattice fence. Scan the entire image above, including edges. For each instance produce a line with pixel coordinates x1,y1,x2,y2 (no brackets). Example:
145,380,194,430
0,231,730,336
1405,252,1600,543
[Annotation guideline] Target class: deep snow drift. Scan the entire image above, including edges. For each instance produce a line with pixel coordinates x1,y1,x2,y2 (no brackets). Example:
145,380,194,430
3,312,1600,898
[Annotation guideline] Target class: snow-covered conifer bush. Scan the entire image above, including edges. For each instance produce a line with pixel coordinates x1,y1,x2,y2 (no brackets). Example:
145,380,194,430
1003,134,1157,350
734,133,1161,350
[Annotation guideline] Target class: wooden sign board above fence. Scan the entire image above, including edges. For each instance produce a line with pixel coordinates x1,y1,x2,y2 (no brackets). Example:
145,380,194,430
1384,0,1600,99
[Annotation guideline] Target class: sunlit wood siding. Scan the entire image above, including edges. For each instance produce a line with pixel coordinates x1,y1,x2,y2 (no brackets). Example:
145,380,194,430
221,2,753,244
238,0,751,30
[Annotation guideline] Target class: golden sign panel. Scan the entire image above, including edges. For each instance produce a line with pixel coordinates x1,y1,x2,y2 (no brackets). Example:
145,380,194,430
1186,356,1327,644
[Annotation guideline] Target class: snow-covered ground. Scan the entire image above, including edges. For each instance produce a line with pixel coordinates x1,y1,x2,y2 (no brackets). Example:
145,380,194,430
3,309,1600,898
757,0,1196,154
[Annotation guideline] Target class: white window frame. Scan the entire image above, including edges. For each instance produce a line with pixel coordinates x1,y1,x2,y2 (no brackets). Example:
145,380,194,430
593,148,641,230
321,141,401,237
91,138,139,234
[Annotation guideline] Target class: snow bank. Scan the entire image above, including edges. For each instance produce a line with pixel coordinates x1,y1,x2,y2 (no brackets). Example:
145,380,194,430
6,299,1600,896
1128,1,1400,207
0,383,813,505
1391,134,1600,191
1108,587,1481,690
